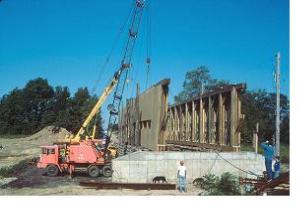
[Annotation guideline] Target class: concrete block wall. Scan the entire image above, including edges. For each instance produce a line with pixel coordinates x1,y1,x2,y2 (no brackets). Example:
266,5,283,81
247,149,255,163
112,151,265,183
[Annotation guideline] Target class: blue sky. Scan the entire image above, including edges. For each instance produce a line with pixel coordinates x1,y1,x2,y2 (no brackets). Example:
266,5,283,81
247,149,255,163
0,0,289,124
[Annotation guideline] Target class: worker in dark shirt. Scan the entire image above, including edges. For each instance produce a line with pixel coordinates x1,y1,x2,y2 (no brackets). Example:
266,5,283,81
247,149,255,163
260,139,275,181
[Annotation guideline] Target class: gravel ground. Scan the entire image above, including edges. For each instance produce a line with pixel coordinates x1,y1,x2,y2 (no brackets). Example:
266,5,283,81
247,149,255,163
1,163,290,195
0,126,227,196
0,161,201,196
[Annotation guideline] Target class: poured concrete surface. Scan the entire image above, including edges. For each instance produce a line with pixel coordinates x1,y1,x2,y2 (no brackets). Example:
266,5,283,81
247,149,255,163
112,151,265,183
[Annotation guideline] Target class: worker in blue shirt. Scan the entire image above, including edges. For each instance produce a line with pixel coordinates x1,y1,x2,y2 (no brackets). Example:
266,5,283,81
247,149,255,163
260,139,275,181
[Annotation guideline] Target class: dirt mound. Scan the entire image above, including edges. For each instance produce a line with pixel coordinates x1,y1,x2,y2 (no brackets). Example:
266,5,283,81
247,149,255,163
26,126,71,143
0,126,71,168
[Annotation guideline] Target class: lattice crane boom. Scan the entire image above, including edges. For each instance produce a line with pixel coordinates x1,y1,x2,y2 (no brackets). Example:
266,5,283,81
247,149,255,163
71,0,146,143
107,0,146,137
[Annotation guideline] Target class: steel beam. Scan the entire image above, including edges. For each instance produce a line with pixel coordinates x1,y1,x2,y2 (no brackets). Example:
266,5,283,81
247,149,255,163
80,181,176,190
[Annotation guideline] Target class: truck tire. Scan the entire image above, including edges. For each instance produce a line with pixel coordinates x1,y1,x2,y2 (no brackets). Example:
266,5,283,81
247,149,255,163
46,164,59,177
102,165,113,177
88,165,100,178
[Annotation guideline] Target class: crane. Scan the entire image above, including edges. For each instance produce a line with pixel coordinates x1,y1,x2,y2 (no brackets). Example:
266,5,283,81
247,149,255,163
106,0,146,138
70,0,146,143
37,0,146,177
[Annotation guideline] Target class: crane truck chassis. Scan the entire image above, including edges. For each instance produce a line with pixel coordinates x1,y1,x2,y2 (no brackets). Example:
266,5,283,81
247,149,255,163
37,139,112,177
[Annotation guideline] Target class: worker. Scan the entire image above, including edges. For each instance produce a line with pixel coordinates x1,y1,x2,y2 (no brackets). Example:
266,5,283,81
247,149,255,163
59,147,66,162
272,156,281,179
177,160,187,192
260,139,275,181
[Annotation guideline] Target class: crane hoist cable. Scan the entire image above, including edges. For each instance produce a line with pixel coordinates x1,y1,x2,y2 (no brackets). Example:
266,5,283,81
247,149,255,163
145,0,152,89
88,0,146,141
129,20,146,99
72,0,146,143
126,0,152,100
213,150,261,177
91,3,134,95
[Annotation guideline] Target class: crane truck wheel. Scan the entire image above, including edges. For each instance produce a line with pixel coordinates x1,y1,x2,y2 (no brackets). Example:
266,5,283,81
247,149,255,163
102,165,113,177
87,165,100,178
46,164,59,177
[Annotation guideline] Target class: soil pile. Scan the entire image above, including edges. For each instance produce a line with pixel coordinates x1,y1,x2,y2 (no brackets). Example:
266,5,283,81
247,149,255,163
0,126,70,168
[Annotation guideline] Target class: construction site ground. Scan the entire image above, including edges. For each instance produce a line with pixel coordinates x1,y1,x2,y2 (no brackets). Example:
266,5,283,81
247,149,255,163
1,164,202,195
0,126,289,196
0,127,201,195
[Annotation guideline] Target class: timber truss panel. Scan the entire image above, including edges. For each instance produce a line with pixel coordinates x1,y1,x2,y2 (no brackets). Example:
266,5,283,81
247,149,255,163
166,84,246,150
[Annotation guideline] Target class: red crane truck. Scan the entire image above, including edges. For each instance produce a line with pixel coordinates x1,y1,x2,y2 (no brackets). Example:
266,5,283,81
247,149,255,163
36,0,146,178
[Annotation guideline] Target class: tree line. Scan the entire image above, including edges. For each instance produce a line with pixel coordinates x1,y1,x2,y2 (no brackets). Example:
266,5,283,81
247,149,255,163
0,78,104,137
0,69,290,146
174,66,289,145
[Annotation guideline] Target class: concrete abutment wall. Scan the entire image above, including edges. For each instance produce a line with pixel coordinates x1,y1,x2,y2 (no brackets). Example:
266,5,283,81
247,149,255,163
112,151,265,183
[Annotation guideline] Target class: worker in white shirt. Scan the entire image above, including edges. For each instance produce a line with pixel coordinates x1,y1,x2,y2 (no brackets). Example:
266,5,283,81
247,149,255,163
177,160,187,192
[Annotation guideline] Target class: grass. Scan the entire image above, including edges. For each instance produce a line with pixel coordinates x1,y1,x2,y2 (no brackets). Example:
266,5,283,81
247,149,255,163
240,143,289,163
0,160,29,179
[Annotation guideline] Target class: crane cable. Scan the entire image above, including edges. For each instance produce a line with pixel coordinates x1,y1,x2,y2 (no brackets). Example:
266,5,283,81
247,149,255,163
145,0,152,89
107,0,146,139
91,3,134,95
127,0,152,99
213,149,261,177
128,19,145,99
88,3,134,139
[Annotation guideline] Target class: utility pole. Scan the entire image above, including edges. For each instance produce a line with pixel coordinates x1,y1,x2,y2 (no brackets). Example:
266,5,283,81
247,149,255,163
201,82,204,95
253,122,259,154
275,52,281,156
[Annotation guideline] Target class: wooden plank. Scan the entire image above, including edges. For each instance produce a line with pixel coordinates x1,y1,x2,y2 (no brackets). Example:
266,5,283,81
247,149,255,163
191,100,195,141
166,140,236,151
218,93,224,145
199,99,204,143
169,83,246,108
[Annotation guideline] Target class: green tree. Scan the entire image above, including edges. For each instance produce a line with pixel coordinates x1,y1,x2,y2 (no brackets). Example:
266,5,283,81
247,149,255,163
0,78,104,138
22,78,55,133
174,66,229,103
0,88,25,134
41,86,70,126
67,87,92,133
241,90,289,144
59,87,104,137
